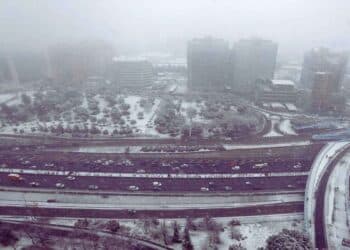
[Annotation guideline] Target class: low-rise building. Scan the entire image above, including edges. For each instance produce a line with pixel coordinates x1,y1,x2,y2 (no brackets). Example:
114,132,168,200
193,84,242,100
254,79,299,104
110,58,153,87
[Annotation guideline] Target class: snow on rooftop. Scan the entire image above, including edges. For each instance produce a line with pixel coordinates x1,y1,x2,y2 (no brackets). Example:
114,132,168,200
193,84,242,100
112,56,147,62
272,79,295,86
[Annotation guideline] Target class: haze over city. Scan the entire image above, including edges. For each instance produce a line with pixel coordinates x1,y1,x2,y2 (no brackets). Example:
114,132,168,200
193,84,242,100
0,1,350,249
1,0,350,58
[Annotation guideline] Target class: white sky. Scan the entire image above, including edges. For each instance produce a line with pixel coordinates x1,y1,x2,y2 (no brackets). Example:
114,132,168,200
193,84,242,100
1,0,349,59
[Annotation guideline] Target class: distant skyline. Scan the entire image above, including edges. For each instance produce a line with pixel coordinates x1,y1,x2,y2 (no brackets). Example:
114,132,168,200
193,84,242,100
1,0,350,60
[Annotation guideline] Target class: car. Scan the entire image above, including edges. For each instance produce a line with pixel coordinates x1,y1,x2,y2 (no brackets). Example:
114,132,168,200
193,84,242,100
245,181,252,185
66,175,76,181
8,173,24,181
232,165,240,170
88,185,99,190
127,209,136,215
128,185,139,191
200,187,209,192
253,163,268,169
29,182,39,187
224,186,232,191
47,199,57,203
287,184,295,189
30,165,37,169
55,183,65,189
44,163,55,167
136,169,146,173
293,163,302,169
152,181,162,187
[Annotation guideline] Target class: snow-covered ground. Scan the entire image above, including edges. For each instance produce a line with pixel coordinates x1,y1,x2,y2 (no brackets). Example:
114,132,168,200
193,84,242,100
0,93,166,138
0,213,304,250
324,151,350,249
224,140,310,150
0,93,17,104
218,216,303,250
263,116,283,137
279,119,297,135
304,142,350,246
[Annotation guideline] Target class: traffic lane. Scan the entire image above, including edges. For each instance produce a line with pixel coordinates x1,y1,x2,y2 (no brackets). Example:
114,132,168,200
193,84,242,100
0,202,304,218
0,174,308,192
1,157,313,174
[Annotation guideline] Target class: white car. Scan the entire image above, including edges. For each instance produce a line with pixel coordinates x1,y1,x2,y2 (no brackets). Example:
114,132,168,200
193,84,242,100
128,185,139,191
200,187,209,192
293,163,302,169
232,165,240,171
55,183,65,189
88,185,99,190
66,175,76,181
152,181,162,187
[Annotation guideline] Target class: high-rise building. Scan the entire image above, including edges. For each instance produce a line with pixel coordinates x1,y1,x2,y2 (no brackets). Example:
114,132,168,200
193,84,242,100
110,58,153,87
311,72,334,112
49,41,114,84
300,48,348,91
231,39,278,94
187,37,230,91
0,52,46,84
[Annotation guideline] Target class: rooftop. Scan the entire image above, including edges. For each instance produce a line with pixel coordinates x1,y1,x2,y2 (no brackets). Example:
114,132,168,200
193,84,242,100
272,79,295,86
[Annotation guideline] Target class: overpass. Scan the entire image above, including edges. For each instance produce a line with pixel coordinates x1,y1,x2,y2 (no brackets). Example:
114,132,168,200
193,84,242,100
305,141,350,249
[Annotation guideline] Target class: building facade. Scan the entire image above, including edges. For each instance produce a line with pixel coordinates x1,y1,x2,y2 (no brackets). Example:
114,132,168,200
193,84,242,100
311,72,335,112
300,48,348,91
231,39,278,94
48,41,114,84
254,79,298,104
187,37,230,91
111,59,153,87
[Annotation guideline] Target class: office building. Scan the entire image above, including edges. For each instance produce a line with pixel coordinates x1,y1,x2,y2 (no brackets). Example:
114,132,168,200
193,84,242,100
49,41,114,84
300,48,348,91
311,72,334,111
255,79,298,103
111,59,153,86
232,39,278,94
187,37,230,91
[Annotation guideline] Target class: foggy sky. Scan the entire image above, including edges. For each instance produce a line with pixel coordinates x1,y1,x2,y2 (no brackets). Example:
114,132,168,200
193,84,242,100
1,0,349,59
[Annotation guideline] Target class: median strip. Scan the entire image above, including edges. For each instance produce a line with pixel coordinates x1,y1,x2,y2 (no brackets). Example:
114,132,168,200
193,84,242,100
0,168,309,179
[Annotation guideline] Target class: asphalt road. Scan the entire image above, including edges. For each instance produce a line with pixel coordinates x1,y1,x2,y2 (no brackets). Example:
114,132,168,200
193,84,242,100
314,145,350,249
0,173,308,192
0,201,303,219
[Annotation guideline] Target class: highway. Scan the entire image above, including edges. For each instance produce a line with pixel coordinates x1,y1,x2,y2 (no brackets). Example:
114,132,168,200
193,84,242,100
0,201,303,219
0,139,325,223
